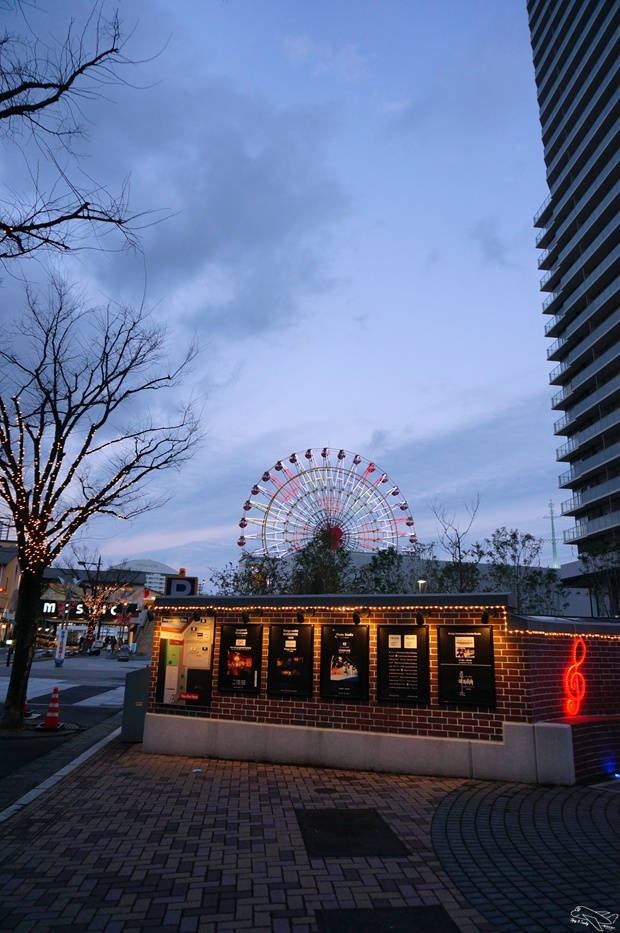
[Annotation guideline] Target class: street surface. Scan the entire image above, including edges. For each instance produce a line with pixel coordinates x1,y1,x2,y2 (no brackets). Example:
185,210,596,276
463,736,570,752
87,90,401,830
0,648,150,779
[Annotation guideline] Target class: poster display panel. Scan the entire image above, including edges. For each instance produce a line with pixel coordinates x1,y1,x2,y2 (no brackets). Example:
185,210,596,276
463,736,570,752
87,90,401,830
320,625,369,699
438,625,496,706
377,625,430,702
267,624,314,696
155,612,215,707
217,623,263,695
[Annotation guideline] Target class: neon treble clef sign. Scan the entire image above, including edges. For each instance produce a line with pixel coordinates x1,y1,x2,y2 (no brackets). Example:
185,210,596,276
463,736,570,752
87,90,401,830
564,636,587,716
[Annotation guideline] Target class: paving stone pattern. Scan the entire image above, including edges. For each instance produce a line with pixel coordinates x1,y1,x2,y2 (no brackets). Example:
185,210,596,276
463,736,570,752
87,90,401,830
432,779,620,933
0,737,619,932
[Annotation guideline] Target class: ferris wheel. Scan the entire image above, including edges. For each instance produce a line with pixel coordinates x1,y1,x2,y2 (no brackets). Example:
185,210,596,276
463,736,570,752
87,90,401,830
237,447,417,557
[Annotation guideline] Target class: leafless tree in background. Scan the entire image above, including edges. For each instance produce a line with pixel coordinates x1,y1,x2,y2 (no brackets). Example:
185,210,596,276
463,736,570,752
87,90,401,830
0,3,141,263
0,280,203,727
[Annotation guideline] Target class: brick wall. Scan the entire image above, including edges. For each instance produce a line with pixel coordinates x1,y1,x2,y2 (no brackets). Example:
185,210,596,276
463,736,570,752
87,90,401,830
521,631,620,721
147,606,620,747
570,717,620,782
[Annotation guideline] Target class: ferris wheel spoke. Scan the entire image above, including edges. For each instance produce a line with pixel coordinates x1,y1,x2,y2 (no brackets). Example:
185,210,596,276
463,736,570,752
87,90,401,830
238,447,416,555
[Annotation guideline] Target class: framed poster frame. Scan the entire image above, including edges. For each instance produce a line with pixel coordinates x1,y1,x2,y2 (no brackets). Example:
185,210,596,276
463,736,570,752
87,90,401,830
155,612,215,708
267,624,314,697
320,624,369,699
217,622,263,695
377,624,430,703
438,625,496,707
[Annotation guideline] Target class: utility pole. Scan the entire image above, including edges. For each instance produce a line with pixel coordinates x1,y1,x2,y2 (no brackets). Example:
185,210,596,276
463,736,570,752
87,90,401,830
544,501,560,569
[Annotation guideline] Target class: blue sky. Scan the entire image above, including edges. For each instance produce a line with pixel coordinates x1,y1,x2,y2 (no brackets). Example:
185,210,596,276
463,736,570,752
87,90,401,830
2,1,577,577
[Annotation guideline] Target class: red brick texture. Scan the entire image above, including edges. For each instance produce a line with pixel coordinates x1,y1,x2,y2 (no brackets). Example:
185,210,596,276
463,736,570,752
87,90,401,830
147,606,620,760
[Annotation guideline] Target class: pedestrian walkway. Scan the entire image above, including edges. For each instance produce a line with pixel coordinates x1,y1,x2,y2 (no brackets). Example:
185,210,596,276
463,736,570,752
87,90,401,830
0,733,618,932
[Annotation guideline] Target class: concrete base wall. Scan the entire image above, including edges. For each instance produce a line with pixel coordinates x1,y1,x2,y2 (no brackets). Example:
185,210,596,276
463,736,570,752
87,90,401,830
142,714,577,785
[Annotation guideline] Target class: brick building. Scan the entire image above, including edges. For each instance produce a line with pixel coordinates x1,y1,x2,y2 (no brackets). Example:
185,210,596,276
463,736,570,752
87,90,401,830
143,593,620,785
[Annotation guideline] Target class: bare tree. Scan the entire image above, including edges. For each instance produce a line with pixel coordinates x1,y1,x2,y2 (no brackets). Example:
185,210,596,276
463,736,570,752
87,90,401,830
209,555,291,597
430,497,485,592
0,3,141,263
69,546,139,645
484,527,567,615
579,542,620,617
0,279,203,727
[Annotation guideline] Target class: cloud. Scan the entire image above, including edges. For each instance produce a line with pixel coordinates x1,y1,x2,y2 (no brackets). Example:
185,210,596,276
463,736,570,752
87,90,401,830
469,217,511,267
71,75,350,343
284,36,370,83
363,392,570,564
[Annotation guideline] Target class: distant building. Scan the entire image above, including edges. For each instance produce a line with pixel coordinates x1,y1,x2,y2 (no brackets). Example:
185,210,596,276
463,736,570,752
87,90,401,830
528,1,620,551
111,559,178,594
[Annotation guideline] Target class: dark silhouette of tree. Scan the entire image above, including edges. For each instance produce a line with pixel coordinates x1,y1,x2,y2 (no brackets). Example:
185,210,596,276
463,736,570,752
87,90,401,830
578,542,620,617
0,3,142,263
0,280,203,727
354,546,408,594
484,527,567,615
209,555,291,596
290,532,355,594
430,497,485,592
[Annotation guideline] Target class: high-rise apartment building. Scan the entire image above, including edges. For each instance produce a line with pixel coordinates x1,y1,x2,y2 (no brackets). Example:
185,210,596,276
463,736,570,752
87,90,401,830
528,0,620,553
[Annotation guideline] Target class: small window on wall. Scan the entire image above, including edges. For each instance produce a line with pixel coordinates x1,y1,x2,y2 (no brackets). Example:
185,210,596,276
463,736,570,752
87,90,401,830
155,612,215,710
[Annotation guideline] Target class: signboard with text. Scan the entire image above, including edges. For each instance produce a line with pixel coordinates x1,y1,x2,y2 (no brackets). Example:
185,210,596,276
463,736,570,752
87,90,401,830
267,624,314,696
377,625,430,703
217,623,263,695
155,612,215,708
320,625,369,699
164,575,199,597
438,625,496,707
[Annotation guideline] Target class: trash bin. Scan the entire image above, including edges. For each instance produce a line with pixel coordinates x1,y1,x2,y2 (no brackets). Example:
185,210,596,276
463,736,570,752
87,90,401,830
121,667,150,742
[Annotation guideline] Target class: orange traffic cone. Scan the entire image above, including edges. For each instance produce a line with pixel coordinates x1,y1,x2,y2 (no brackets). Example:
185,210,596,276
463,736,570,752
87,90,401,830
37,686,64,730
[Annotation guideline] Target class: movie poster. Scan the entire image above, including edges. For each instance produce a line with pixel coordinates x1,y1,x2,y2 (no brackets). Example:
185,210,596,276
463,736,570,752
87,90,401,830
320,625,369,699
438,625,496,706
217,623,263,695
377,625,430,702
267,624,314,696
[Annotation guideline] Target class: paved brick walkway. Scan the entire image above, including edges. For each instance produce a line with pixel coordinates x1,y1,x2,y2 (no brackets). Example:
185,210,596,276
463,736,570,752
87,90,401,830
0,735,618,932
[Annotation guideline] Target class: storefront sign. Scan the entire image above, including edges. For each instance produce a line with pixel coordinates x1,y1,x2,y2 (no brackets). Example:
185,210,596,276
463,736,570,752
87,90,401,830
267,624,314,696
320,625,369,699
438,626,496,706
377,625,430,703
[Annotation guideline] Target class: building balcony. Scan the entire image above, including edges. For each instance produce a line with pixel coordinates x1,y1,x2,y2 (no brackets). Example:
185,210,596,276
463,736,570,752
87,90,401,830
537,120,620,261
556,408,620,460
534,192,552,227
564,507,620,544
558,439,620,488
548,287,620,378
551,384,572,409
553,372,620,436
561,476,620,516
